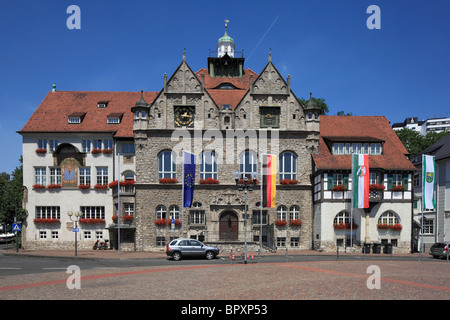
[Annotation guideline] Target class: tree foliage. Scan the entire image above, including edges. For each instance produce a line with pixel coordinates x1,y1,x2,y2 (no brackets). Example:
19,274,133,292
298,97,329,115
0,156,26,227
395,128,449,155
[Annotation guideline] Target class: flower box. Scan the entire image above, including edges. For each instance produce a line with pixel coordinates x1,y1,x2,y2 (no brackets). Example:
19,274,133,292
199,178,220,184
94,184,108,190
120,179,135,186
331,184,346,191
289,219,302,227
333,222,359,230
35,148,47,154
109,179,136,188
155,218,168,226
79,218,105,224
33,218,60,224
391,185,406,192
47,184,62,189
369,184,385,190
280,179,298,185
91,148,102,154
159,178,178,184
102,149,113,154
32,184,46,189
377,223,402,231
238,178,259,184
122,215,134,222
78,184,91,189
275,220,287,227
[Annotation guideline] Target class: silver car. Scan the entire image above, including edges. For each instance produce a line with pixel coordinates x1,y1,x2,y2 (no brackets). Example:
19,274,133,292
166,238,219,261
429,242,450,259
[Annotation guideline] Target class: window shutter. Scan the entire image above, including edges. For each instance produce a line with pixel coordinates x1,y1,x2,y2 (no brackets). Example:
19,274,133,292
327,175,333,190
344,175,349,190
387,174,393,190
402,176,409,190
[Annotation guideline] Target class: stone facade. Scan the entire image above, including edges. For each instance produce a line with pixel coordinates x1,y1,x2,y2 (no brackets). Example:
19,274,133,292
133,55,319,252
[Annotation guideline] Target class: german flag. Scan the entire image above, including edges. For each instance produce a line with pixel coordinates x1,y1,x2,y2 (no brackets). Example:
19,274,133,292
262,154,277,207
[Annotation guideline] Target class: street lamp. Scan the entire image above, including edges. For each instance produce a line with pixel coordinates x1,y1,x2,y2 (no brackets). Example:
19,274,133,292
67,211,82,256
234,171,258,264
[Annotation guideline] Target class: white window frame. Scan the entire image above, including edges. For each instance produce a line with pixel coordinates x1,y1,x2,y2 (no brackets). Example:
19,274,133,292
200,151,218,180
277,205,288,221
279,152,297,180
239,151,258,179
158,151,177,179
96,167,108,185
156,205,167,220
35,167,46,185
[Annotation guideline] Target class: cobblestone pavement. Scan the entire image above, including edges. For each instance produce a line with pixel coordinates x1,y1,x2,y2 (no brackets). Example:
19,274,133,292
1,249,449,300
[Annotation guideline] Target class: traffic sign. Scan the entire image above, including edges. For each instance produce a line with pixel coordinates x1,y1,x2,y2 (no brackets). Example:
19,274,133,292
12,223,21,232
72,228,79,232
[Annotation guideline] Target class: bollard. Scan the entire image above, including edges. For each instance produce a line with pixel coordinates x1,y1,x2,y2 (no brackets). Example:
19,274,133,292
285,247,288,263
337,246,340,261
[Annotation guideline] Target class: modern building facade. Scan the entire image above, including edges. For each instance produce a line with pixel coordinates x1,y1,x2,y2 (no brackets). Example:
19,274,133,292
392,116,450,135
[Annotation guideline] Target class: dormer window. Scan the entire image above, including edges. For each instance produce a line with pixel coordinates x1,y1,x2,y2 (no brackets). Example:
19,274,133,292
331,142,383,155
68,112,86,124
97,101,108,108
107,113,123,124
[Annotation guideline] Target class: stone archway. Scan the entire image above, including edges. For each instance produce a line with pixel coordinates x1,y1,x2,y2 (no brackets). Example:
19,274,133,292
219,211,238,241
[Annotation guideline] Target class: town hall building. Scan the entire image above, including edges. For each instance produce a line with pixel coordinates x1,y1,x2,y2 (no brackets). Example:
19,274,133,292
18,23,414,253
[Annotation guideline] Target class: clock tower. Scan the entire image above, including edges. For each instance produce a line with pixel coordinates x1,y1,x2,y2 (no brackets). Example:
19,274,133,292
208,20,245,78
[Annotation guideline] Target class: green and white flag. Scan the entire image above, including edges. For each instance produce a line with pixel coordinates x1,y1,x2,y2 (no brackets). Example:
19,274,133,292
352,154,369,209
422,155,436,210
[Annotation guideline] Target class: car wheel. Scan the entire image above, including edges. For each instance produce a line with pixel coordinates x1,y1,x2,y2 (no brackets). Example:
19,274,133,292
172,251,182,261
205,251,215,260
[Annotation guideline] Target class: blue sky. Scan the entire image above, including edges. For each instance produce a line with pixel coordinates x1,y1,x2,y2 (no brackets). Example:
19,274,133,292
0,0,449,174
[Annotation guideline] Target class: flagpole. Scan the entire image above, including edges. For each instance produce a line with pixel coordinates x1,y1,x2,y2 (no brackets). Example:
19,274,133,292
350,154,354,255
420,154,424,260
259,153,265,263
181,149,185,238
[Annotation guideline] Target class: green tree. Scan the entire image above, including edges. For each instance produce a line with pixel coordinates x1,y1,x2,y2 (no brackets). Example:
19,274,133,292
395,128,449,155
0,157,26,227
336,110,353,116
298,97,329,115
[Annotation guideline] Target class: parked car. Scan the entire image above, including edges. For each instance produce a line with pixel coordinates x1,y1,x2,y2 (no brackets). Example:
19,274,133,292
429,242,450,259
166,238,219,261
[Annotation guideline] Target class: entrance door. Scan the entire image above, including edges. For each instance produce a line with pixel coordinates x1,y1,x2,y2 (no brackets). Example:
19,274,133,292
219,211,238,241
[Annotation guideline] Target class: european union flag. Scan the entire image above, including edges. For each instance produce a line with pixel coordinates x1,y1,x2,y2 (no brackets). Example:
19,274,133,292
183,151,196,207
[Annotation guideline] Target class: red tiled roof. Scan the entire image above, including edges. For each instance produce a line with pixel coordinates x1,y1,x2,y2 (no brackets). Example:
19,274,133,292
19,91,158,138
195,68,258,90
206,89,247,110
312,116,416,171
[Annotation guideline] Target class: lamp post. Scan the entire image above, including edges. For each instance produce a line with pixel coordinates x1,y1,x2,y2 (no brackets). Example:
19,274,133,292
234,171,258,264
68,211,82,256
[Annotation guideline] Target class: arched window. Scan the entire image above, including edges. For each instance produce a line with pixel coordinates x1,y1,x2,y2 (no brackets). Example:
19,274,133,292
156,205,166,220
169,205,179,220
289,206,300,220
239,151,257,179
277,205,288,221
158,151,176,179
200,151,218,179
279,152,297,180
333,211,352,224
378,211,399,225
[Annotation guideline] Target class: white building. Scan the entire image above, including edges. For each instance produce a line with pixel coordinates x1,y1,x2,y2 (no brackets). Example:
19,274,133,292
18,91,154,250
312,116,417,253
392,116,450,135
411,133,450,251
